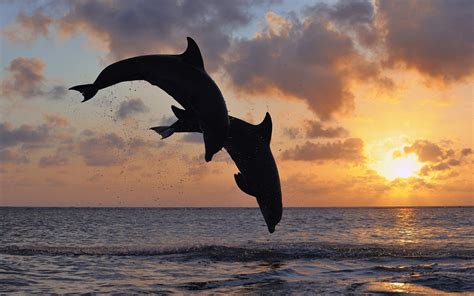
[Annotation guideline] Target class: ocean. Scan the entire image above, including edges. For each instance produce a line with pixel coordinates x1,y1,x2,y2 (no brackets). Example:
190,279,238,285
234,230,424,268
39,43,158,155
1,207,473,294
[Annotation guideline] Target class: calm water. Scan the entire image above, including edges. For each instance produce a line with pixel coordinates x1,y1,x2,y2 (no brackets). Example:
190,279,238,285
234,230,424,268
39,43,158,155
1,207,473,294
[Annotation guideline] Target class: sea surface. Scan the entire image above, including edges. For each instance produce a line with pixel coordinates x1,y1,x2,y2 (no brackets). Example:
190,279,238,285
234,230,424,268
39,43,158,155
1,207,473,294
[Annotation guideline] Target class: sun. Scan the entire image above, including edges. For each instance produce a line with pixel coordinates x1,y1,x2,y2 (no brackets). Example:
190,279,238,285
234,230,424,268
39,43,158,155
371,150,423,181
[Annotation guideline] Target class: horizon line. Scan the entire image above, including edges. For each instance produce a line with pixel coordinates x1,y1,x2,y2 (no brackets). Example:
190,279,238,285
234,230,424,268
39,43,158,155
1,205,473,209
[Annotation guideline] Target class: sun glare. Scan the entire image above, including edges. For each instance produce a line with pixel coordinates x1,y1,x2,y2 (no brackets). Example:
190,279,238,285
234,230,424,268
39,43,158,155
371,150,423,181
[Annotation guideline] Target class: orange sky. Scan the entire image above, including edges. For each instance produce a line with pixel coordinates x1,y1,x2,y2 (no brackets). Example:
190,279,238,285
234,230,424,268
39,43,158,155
0,0,473,207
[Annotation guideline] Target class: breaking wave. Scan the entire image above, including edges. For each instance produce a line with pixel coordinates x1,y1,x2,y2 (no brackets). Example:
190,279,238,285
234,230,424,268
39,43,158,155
2,243,472,261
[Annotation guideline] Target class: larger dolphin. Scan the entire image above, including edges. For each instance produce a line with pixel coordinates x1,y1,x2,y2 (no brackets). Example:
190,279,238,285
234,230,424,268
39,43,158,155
152,106,283,233
69,37,229,162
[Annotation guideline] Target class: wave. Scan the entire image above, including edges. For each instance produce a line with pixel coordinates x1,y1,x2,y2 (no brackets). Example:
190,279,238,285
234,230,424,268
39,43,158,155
1,243,472,261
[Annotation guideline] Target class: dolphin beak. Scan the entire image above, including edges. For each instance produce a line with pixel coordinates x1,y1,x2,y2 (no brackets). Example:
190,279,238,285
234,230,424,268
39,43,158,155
257,197,282,234
267,224,276,233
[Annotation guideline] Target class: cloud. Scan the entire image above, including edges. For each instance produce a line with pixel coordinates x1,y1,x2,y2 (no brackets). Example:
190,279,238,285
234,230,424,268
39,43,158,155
461,148,472,157
180,133,203,144
283,127,301,139
44,114,69,127
0,57,67,100
403,140,444,162
116,98,149,119
377,0,474,82
53,0,256,71
282,138,364,161
403,139,473,177
48,85,68,100
39,154,69,167
284,120,349,139
78,132,126,166
38,145,73,168
78,131,163,166
306,0,378,48
305,120,349,138
2,10,52,43
0,149,30,164
0,122,50,149
0,57,45,99
225,5,380,120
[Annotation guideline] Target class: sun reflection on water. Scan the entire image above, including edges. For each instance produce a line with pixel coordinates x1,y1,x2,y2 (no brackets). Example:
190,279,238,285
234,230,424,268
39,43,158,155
394,208,418,244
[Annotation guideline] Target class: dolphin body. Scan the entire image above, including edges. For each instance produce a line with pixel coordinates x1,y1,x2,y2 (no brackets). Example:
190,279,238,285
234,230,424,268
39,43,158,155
69,37,229,162
152,106,283,233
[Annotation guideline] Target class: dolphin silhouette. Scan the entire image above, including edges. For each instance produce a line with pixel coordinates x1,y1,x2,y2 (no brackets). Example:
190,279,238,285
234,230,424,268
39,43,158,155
69,37,229,162
151,106,283,233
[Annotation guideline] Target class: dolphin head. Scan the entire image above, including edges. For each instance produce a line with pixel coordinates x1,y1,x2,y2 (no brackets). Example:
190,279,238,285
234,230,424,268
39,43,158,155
256,183,282,233
229,112,283,233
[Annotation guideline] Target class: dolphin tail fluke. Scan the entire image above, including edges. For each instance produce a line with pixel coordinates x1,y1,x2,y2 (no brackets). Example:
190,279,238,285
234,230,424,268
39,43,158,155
69,84,99,102
150,126,175,139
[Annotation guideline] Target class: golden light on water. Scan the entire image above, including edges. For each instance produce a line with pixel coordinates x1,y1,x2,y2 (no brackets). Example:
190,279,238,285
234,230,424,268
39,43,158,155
371,149,423,181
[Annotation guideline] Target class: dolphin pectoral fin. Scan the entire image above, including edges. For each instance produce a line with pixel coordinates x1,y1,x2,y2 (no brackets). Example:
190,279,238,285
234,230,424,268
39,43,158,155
150,126,175,139
171,105,195,120
234,173,256,197
69,84,99,102
180,37,205,70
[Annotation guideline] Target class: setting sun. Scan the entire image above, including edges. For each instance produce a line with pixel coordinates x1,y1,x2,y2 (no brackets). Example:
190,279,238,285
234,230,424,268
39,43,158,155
371,150,423,181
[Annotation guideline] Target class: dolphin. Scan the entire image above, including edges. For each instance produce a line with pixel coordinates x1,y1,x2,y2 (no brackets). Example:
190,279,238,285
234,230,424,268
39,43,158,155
69,37,229,162
151,106,283,233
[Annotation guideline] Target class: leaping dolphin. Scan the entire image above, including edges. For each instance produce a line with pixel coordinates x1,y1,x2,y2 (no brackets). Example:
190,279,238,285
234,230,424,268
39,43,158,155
151,106,283,233
69,37,229,162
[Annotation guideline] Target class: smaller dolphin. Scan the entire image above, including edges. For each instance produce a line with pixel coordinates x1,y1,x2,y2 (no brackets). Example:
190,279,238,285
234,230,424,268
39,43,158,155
69,37,229,162
151,106,283,233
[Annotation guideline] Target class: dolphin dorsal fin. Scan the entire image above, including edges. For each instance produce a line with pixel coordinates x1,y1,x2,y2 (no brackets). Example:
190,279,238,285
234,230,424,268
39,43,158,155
258,112,272,143
181,37,205,70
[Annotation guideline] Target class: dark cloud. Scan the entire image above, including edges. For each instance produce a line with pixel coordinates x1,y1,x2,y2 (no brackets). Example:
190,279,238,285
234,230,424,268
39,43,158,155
44,114,69,127
78,131,163,166
38,145,73,167
403,140,444,162
0,122,50,149
3,10,52,43
39,154,69,167
461,148,472,157
405,140,472,176
282,138,364,161
305,120,349,138
0,149,30,164
378,0,474,82
56,0,256,71
225,5,379,120
447,159,461,166
48,85,68,100
128,137,164,151
159,115,177,126
78,132,126,166
283,127,301,139
116,98,149,119
0,57,45,99
180,133,203,144
306,0,378,48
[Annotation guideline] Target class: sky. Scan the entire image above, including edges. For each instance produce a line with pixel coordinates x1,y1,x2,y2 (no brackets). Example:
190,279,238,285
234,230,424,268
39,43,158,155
0,0,472,207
